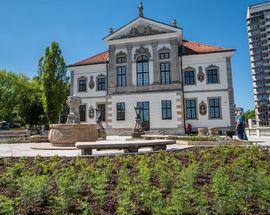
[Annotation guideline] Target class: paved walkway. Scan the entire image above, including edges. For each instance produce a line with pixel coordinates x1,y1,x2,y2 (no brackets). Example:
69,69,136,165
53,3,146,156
0,136,190,157
0,135,268,157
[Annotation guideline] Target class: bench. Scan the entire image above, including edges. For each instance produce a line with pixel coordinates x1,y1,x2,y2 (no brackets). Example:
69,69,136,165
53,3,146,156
75,139,176,155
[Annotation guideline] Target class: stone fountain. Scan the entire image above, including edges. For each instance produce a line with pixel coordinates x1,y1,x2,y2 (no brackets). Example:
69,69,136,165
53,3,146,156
48,96,97,146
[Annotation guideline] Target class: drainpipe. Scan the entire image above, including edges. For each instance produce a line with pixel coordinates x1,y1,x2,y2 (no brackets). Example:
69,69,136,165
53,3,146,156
179,46,186,134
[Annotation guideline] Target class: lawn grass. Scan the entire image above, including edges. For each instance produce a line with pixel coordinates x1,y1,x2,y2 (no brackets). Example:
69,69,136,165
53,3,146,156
0,146,270,214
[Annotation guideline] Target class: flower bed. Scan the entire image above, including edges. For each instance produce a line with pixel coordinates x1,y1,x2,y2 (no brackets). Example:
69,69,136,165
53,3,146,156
0,146,270,214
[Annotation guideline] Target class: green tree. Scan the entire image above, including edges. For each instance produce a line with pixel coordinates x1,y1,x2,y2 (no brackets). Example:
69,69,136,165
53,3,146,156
18,77,47,126
0,70,29,122
243,110,255,124
38,42,69,124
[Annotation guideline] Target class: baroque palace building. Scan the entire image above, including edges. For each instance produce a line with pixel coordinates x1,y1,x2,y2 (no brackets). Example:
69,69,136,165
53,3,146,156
68,2,236,135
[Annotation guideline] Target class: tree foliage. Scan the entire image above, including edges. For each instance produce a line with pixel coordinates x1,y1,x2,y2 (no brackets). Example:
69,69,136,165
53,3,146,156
0,70,47,125
38,42,69,124
243,109,255,124
0,70,29,122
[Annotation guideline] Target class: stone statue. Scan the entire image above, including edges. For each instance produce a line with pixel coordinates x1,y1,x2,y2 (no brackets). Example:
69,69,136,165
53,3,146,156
66,96,82,124
96,107,106,140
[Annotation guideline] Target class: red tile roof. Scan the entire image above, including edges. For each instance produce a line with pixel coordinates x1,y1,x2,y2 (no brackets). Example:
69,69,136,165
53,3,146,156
68,51,109,67
182,41,235,55
68,41,235,67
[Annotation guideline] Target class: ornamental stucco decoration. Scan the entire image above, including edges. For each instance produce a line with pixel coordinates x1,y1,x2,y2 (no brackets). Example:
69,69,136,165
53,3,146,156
88,106,95,119
116,24,169,40
89,76,95,89
197,66,205,82
133,47,151,60
199,101,207,116
158,46,171,53
116,51,127,57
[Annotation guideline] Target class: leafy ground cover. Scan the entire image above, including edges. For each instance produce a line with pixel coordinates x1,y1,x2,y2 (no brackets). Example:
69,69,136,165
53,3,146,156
0,146,270,214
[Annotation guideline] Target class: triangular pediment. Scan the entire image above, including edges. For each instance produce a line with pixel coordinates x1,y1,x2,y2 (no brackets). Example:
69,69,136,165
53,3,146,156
104,17,182,43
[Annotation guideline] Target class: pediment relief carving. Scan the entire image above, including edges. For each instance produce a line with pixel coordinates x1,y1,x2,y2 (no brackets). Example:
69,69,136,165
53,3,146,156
133,47,151,60
114,23,172,40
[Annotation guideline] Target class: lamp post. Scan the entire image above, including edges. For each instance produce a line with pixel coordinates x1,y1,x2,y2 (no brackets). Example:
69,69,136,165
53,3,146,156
132,106,145,138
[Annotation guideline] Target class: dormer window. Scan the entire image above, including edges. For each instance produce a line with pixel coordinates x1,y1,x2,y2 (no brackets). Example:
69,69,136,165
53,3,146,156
159,52,170,60
78,77,87,92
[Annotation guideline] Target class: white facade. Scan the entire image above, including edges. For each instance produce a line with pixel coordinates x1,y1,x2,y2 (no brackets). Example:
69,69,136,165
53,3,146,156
68,8,235,135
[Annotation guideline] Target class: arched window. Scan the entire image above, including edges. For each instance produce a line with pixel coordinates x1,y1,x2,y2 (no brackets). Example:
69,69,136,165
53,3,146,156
136,55,149,86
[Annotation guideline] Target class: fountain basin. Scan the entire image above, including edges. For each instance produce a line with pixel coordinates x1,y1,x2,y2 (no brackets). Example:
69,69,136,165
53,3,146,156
48,124,97,146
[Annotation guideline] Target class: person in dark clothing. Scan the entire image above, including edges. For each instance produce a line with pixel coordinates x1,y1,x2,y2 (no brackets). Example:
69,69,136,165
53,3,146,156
235,111,248,140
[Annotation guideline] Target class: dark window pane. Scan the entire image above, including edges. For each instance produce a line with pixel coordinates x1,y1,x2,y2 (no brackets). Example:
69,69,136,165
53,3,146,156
160,63,171,84
116,56,126,64
207,69,219,84
184,71,195,85
117,102,125,121
79,78,87,92
208,98,221,119
162,100,172,119
117,66,126,87
79,105,86,122
97,77,106,91
185,99,197,119
159,52,170,59
137,55,149,86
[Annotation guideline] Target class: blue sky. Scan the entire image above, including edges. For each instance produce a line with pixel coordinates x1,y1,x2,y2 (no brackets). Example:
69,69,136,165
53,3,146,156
0,0,265,111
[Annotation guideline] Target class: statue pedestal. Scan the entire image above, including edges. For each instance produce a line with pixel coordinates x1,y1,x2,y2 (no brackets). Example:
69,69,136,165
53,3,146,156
48,124,97,146
96,122,106,140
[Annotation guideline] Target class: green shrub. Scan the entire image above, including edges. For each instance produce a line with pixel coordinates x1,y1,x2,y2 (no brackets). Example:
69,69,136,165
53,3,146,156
54,167,83,213
18,175,50,208
0,194,15,215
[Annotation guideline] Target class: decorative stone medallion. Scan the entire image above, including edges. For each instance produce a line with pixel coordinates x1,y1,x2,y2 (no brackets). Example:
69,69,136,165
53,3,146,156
89,76,95,89
197,66,205,82
88,106,95,119
199,101,207,116
134,47,151,60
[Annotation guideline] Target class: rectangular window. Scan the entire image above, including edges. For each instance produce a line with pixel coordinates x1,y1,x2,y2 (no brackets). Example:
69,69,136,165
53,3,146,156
97,104,106,121
117,66,126,87
184,71,195,85
208,98,221,119
116,102,125,121
97,77,106,91
79,105,86,122
159,52,170,59
207,69,219,84
160,63,171,84
161,100,172,120
78,78,87,92
185,99,197,119
116,56,126,64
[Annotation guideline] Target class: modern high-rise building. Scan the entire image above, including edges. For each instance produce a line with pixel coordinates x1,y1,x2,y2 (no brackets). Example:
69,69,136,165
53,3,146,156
247,1,270,127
